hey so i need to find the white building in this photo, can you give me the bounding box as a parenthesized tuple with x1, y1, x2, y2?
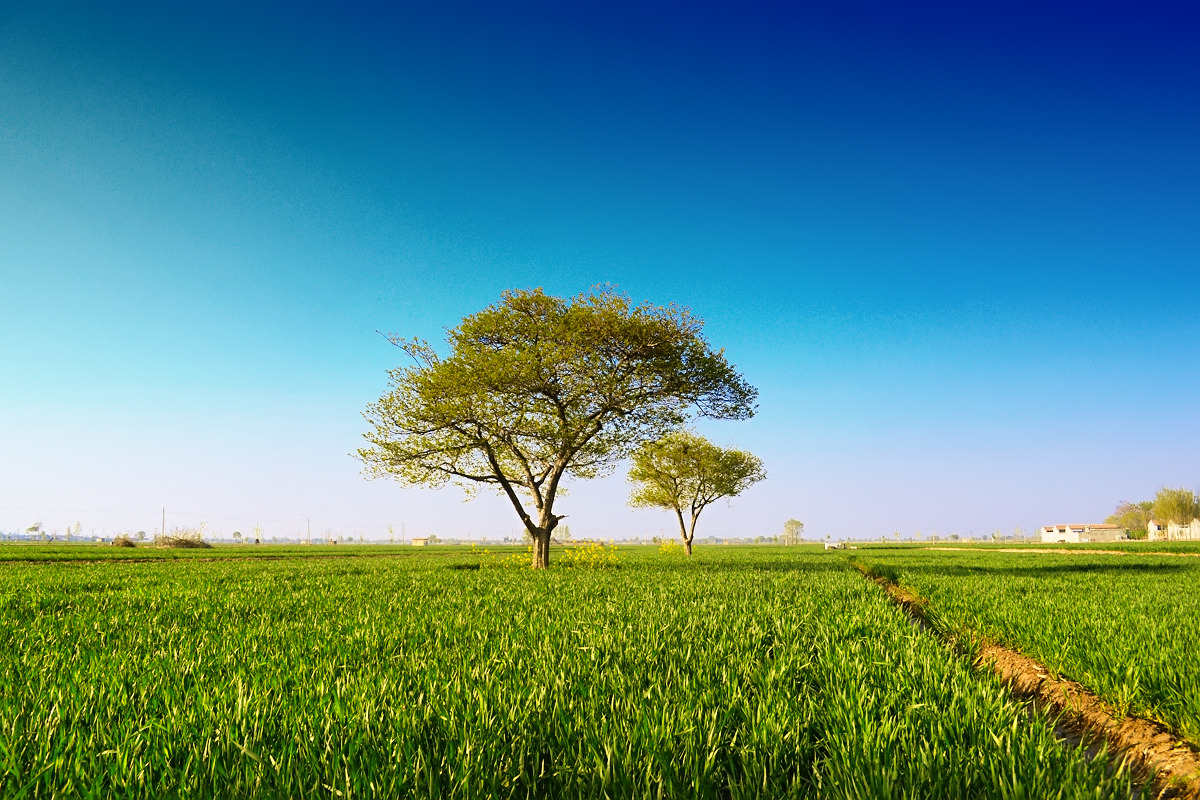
(1038, 523, 1127, 544)
(1147, 519, 1200, 541)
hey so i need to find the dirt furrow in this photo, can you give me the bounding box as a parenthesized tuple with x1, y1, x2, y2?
(853, 564, 1200, 799)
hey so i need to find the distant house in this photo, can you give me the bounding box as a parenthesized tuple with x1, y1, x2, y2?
(1147, 519, 1200, 541)
(1037, 524, 1127, 544)
(411, 537, 430, 546)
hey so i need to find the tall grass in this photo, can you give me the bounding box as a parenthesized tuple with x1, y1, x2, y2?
(855, 548, 1200, 742)
(0, 548, 1129, 798)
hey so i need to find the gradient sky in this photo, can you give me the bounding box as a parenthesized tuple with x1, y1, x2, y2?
(2, 1, 1198, 541)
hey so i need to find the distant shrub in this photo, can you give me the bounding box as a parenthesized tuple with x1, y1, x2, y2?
(111, 534, 136, 548)
(155, 528, 213, 549)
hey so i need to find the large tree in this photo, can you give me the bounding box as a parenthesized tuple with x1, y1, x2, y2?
(627, 431, 765, 555)
(1105, 500, 1154, 535)
(359, 288, 757, 568)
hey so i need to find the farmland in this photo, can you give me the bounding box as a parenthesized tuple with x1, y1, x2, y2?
(0, 545, 1138, 798)
(852, 547, 1200, 744)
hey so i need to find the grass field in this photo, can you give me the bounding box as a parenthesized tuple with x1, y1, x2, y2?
(0, 542, 422, 562)
(852, 547, 1200, 744)
(0, 545, 1134, 798)
(863, 540, 1200, 554)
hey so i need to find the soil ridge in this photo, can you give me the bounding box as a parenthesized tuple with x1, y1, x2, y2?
(852, 562, 1200, 799)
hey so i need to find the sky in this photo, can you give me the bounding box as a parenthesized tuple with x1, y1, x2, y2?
(2, 1, 1198, 542)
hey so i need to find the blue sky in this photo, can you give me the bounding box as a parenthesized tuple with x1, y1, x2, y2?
(2, 1, 1198, 541)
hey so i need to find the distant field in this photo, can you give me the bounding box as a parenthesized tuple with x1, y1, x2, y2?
(861, 540, 1200, 554)
(852, 548, 1200, 743)
(0, 542, 482, 562)
(0, 546, 1128, 798)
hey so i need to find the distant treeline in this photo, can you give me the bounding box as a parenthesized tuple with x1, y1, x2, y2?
(1106, 487, 1200, 538)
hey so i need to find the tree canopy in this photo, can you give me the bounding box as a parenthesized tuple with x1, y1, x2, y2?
(781, 518, 804, 545)
(1150, 488, 1199, 525)
(359, 288, 757, 568)
(1105, 500, 1154, 534)
(1106, 490, 1199, 536)
(628, 431, 765, 555)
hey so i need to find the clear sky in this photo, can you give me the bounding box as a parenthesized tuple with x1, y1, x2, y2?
(2, 1, 1198, 541)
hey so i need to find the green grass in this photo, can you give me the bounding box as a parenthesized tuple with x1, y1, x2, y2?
(852, 548, 1200, 743)
(0, 542, 478, 562)
(861, 540, 1200, 553)
(0, 546, 1130, 798)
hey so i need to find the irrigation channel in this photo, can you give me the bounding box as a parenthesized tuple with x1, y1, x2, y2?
(850, 559, 1200, 800)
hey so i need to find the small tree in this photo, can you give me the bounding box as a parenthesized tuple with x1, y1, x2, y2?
(781, 518, 804, 545)
(360, 288, 757, 568)
(627, 431, 765, 556)
(1106, 500, 1154, 534)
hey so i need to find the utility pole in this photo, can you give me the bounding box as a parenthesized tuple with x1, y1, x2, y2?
(162, 508, 166, 538)
(402, 522, 406, 545)
(307, 517, 311, 544)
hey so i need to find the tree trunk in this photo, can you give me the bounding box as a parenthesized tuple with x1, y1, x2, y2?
(682, 510, 700, 556)
(531, 529, 551, 569)
(675, 508, 692, 555)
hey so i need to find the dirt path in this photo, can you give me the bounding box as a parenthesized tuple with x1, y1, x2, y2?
(923, 547, 1200, 558)
(853, 564, 1200, 799)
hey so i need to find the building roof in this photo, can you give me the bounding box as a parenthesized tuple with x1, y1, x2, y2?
(1041, 523, 1123, 530)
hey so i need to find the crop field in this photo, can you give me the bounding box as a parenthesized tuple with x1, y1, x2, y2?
(0, 543, 423, 563)
(852, 548, 1200, 745)
(0, 545, 1143, 798)
(909, 541, 1200, 555)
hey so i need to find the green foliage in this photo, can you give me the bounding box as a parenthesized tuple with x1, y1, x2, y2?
(628, 431, 765, 551)
(781, 519, 804, 545)
(1105, 500, 1153, 532)
(0, 548, 1128, 798)
(854, 548, 1200, 743)
(359, 288, 757, 567)
(1150, 487, 1200, 525)
(1104, 489, 1199, 530)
